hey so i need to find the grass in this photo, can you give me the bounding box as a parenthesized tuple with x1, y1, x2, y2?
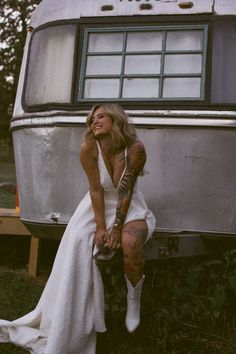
(0, 267, 44, 354)
(0, 247, 236, 353)
(97, 251, 236, 354)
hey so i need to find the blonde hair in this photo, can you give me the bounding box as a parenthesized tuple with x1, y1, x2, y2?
(85, 104, 137, 149)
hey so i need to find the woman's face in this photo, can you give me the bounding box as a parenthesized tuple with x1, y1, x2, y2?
(91, 107, 113, 137)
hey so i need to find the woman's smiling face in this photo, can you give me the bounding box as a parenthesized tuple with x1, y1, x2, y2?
(91, 106, 113, 137)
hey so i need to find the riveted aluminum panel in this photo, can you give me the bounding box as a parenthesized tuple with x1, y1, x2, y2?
(13, 125, 236, 235)
(13, 127, 87, 224)
(138, 127, 236, 234)
(214, 0, 236, 14)
(81, 0, 213, 17)
(29, 0, 214, 28)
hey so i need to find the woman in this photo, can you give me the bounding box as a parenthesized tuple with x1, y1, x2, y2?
(0, 104, 156, 353)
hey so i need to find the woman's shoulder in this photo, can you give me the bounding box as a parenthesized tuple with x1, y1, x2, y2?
(80, 137, 98, 160)
(126, 139, 146, 164)
(127, 139, 146, 154)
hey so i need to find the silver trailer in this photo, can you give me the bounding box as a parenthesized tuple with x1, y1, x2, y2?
(11, 0, 236, 258)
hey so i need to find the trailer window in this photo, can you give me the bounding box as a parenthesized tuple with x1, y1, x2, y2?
(79, 26, 207, 101)
(24, 25, 76, 106)
(211, 20, 236, 105)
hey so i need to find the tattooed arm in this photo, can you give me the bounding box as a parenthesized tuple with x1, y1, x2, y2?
(108, 140, 146, 250)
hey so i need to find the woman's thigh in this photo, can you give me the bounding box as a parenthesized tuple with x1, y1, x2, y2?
(121, 219, 148, 255)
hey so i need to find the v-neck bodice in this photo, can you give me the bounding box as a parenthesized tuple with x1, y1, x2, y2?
(96, 141, 127, 191)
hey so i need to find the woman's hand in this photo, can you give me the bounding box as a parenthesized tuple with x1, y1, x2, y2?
(107, 228, 122, 251)
(94, 228, 107, 249)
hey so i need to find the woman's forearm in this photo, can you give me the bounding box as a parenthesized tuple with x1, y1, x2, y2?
(113, 173, 133, 230)
(113, 141, 146, 231)
(90, 188, 106, 229)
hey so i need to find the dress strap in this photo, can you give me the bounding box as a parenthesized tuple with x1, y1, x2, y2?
(95, 140, 101, 153)
(124, 147, 128, 160)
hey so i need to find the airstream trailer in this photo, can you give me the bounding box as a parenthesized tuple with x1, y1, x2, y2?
(11, 0, 236, 259)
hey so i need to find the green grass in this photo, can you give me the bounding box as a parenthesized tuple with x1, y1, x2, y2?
(0, 250, 236, 353)
(97, 251, 236, 353)
(0, 267, 45, 354)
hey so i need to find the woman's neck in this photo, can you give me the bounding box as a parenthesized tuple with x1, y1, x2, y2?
(98, 135, 115, 155)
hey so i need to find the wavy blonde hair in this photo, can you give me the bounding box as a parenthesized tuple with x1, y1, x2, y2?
(85, 104, 137, 149)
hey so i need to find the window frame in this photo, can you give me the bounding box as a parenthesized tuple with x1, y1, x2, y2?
(78, 25, 208, 102)
(22, 18, 217, 112)
(22, 21, 80, 112)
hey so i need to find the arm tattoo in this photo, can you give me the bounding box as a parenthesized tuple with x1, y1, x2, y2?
(114, 142, 146, 228)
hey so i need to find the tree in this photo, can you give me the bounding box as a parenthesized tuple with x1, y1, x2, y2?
(0, 0, 41, 141)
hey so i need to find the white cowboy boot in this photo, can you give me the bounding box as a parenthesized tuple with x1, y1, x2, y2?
(125, 274, 145, 332)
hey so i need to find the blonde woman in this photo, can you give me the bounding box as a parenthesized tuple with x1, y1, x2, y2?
(0, 104, 156, 354)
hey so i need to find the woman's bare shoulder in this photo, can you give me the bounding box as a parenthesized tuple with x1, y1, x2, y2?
(127, 140, 146, 155)
(80, 138, 98, 161)
(126, 140, 146, 170)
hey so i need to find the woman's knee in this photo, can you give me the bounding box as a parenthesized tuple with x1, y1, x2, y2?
(122, 233, 145, 270)
(122, 220, 148, 251)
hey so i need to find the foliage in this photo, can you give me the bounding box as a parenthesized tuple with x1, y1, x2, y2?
(0, 0, 41, 140)
(0, 161, 16, 207)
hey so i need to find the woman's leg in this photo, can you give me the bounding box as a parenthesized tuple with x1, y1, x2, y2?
(122, 220, 148, 286)
(121, 220, 148, 332)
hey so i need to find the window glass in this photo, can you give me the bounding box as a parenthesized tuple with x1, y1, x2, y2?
(126, 32, 163, 51)
(25, 25, 75, 106)
(166, 30, 203, 50)
(88, 33, 123, 52)
(123, 78, 159, 98)
(84, 79, 120, 98)
(78, 26, 207, 102)
(163, 78, 201, 98)
(86, 56, 122, 75)
(124, 55, 161, 74)
(211, 20, 236, 104)
(164, 54, 202, 74)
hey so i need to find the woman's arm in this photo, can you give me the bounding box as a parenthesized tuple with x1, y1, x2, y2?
(80, 140, 106, 248)
(108, 140, 146, 249)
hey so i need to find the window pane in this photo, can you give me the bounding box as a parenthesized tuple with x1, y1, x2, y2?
(84, 79, 120, 98)
(86, 56, 122, 75)
(211, 20, 236, 104)
(166, 30, 203, 50)
(164, 54, 202, 74)
(123, 78, 159, 98)
(163, 78, 201, 98)
(126, 31, 163, 51)
(88, 33, 123, 52)
(25, 25, 75, 105)
(124, 55, 161, 74)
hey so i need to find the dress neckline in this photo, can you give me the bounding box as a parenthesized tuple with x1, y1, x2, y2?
(96, 140, 127, 189)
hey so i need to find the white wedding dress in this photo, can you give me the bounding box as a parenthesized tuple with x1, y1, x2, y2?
(0, 142, 156, 354)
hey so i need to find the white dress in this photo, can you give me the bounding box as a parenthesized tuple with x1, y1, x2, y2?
(0, 142, 156, 354)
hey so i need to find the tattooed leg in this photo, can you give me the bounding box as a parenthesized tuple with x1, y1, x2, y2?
(122, 220, 148, 286)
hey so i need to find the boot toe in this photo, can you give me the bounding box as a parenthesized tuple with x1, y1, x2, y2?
(125, 318, 139, 333)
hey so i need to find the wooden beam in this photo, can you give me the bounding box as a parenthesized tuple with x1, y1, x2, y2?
(0, 208, 40, 277)
(28, 236, 41, 277)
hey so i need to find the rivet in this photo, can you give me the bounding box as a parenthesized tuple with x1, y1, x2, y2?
(140, 3, 153, 10)
(101, 4, 114, 11)
(178, 2, 194, 9)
